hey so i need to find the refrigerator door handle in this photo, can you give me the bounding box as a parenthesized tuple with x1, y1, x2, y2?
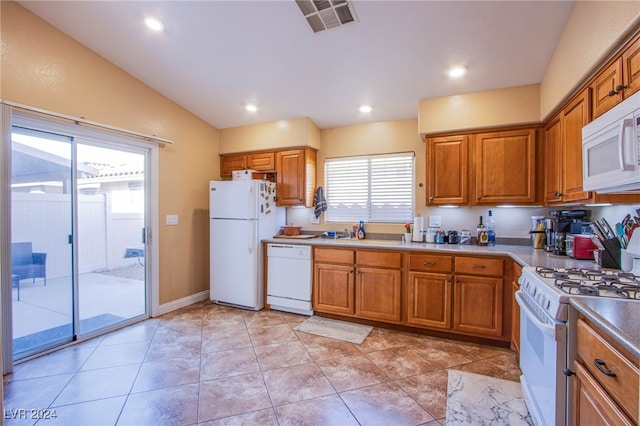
(248, 184, 254, 217)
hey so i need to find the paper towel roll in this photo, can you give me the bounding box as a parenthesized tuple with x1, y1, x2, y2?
(412, 216, 424, 242)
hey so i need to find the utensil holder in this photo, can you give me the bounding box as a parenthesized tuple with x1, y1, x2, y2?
(599, 238, 621, 269)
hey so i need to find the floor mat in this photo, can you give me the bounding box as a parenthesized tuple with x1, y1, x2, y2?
(445, 370, 532, 425)
(294, 316, 373, 344)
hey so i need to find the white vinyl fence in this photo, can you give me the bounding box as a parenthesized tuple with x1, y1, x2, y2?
(12, 193, 144, 279)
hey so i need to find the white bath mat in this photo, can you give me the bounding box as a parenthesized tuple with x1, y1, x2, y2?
(445, 370, 532, 425)
(294, 316, 373, 344)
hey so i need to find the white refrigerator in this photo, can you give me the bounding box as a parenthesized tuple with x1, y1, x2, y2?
(209, 180, 284, 310)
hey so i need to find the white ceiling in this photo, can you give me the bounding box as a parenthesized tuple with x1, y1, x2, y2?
(19, 1, 575, 130)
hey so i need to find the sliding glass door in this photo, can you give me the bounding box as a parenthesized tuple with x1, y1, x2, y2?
(7, 120, 150, 362)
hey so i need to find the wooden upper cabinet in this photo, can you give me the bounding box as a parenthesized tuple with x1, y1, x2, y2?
(220, 153, 247, 176)
(426, 135, 469, 205)
(591, 34, 640, 118)
(276, 148, 317, 207)
(474, 128, 536, 204)
(220, 151, 275, 176)
(561, 91, 591, 203)
(247, 152, 275, 171)
(544, 114, 563, 203)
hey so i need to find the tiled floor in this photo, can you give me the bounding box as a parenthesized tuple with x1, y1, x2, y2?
(3, 301, 522, 425)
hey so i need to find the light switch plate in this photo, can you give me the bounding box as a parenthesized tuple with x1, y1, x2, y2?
(429, 215, 441, 227)
(166, 214, 178, 226)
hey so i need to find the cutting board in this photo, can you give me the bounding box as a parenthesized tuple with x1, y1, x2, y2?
(273, 234, 318, 239)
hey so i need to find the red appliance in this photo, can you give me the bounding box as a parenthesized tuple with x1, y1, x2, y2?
(565, 234, 597, 259)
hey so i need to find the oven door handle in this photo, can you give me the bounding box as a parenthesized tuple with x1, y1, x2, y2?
(515, 291, 557, 338)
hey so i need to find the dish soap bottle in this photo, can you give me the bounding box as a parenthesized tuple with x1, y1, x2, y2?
(487, 210, 496, 246)
(477, 215, 488, 246)
(357, 220, 366, 240)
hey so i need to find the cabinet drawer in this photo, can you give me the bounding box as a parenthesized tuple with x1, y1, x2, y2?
(248, 152, 275, 171)
(356, 250, 401, 268)
(455, 256, 503, 276)
(576, 319, 639, 423)
(314, 248, 354, 264)
(409, 254, 452, 273)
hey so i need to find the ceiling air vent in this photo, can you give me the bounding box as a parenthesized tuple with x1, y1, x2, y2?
(295, 0, 357, 33)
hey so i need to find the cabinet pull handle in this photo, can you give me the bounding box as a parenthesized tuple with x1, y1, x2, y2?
(594, 359, 616, 377)
(472, 264, 486, 269)
(608, 84, 628, 96)
(423, 262, 436, 267)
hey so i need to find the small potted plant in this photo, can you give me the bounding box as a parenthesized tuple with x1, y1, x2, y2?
(403, 223, 412, 242)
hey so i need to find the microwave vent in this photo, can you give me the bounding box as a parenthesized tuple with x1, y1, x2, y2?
(295, 0, 357, 33)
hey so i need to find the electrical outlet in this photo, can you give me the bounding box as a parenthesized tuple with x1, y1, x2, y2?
(166, 214, 178, 226)
(429, 215, 441, 227)
(310, 214, 320, 224)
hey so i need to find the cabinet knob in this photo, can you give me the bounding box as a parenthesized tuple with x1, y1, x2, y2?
(608, 84, 628, 96)
(455, 279, 460, 284)
(554, 192, 563, 197)
(562, 368, 575, 377)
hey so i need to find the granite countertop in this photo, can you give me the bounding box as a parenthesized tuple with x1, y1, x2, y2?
(570, 298, 639, 359)
(264, 236, 639, 358)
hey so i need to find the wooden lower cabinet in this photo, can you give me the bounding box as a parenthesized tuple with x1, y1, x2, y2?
(453, 275, 503, 337)
(511, 263, 522, 354)
(356, 266, 401, 322)
(407, 272, 452, 329)
(313, 263, 355, 315)
(572, 362, 634, 426)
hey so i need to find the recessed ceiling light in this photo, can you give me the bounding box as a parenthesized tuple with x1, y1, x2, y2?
(359, 105, 373, 113)
(144, 16, 165, 32)
(245, 104, 258, 112)
(448, 66, 467, 78)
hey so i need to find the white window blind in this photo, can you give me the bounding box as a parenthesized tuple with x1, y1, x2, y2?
(325, 152, 414, 223)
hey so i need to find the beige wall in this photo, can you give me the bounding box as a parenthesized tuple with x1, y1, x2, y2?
(219, 117, 320, 154)
(540, 1, 640, 119)
(1, 2, 219, 305)
(418, 84, 541, 136)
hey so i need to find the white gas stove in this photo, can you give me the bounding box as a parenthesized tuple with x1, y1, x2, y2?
(516, 265, 640, 426)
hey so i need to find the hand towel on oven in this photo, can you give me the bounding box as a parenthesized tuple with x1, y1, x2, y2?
(313, 186, 327, 219)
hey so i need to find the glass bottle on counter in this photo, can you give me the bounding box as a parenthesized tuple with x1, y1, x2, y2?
(487, 210, 496, 246)
(477, 216, 488, 246)
(357, 220, 366, 239)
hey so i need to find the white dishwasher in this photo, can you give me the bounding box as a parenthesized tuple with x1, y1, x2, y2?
(267, 244, 313, 316)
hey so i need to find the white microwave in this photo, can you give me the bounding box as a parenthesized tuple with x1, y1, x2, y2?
(582, 90, 640, 193)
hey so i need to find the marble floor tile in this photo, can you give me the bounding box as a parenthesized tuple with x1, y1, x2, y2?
(396, 369, 450, 419)
(199, 408, 278, 426)
(80, 340, 150, 370)
(243, 310, 288, 328)
(99, 320, 159, 345)
(409, 339, 477, 370)
(262, 363, 335, 406)
(3, 374, 74, 418)
(200, 346, 260, 380)
(340, 381, 435, 425)
(118, 383, 200, 426)
(355, 328, 408, 353)
(296, 332, 363, 361)
(201, 327, 252, 354)
(42, 396, 126, 426)
(274, 394, 360, 426)
(456, 353, 522, 382)
(365, 346, 437, 379)
(198, 373, 272, 421)
(6, 346, 95, 380)
(254, 340, 314, 371)
(132, 357, 201, 393)
(317, 353, 389, 392)
(247, 323, 298, 347)
(51, 364, 139, 406)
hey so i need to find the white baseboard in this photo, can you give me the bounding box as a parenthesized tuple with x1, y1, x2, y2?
(152, 290, 209, 317)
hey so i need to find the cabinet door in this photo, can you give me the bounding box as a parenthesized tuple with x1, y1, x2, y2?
(276, 149, 305, 206)
(571, 362, 634, 426)
(407, 272, 452, 329)
(355, 266, 402, 322)
(313, 263, 355, 315)
(220, 153, 247, 176)
(474, 129, 536, 204)
(453, 276, 503, 337)
(591, 58, 623, 119)
(623, 36, 640, 98)
(562, 91, 592, 203)
(247, 152, 275, 172)
(544, 114, 564, 204)
(426, 135, 469, 205)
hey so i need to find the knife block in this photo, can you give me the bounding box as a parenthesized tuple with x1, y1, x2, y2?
(598, 237, 621, 269)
